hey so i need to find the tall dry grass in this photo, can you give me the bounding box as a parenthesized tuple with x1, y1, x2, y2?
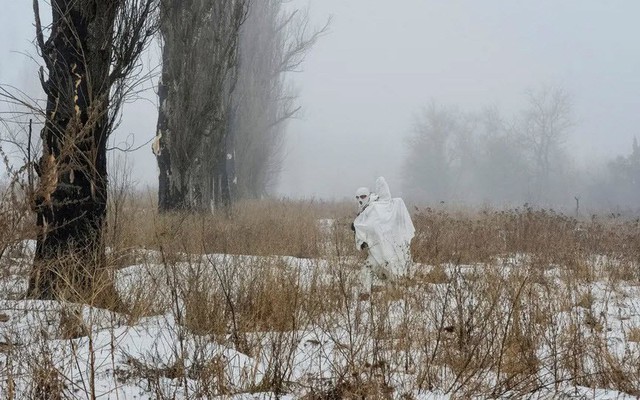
(2, 178, 640, 398)
(411, 205, 640, 267)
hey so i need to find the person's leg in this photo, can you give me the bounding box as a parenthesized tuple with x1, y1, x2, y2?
(358, 255, 377, 300)
(360, 263, 373, 294)
(369, 263, 395, 296)
(374, 265, 391, 279)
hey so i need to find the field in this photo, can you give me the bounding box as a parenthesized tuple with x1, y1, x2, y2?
(1, 190, 640, 399)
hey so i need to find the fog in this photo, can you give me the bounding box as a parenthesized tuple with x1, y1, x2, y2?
(279, 0, 640, 203)
(1, 1, 639, 207)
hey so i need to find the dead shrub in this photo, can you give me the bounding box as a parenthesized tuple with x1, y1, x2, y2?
(235, 261, 303, 332)
(627, 327, 640, 342)
(182, 282, 227, 336)
(29, 357, 65, 400)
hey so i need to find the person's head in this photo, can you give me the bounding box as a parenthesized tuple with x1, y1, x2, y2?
(355, 187, 371, 212)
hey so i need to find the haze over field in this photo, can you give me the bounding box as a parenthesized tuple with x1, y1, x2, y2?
(2, 3, 640, 397)
(1, 1, 639, 204)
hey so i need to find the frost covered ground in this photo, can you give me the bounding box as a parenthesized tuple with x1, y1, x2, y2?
(1, 235, 640, 399)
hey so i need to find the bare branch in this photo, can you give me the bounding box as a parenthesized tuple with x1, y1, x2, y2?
(32, 0, 46, 57)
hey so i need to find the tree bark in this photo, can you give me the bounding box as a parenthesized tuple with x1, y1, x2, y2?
(155, 0, 246, 213)
(155, 45, 188, 211)
(28, 1, 118, 300)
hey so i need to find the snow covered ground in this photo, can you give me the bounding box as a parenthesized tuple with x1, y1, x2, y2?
(1, 237, 640, 399)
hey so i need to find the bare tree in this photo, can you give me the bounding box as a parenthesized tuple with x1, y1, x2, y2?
(154, 0, 247, 212)
(230, 1, 329, 199)
(403, 102, 463, 203)
(24, 0, 157, 300)
(474, 107, 530, 205)
(518, 86, 572, 201)
(403, 103, 532, 206)
(601, 137, 640, 208)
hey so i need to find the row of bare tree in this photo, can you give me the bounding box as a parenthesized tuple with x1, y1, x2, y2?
(0, 0, 325, 300)
(403, 87, 640, 211)
(404, 87, 573, 206)
(155, 0, 327, 212)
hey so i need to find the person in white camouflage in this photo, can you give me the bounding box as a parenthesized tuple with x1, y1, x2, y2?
(352, 177, 415, 300)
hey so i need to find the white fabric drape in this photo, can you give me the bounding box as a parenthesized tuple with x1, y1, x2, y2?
(353, 177, 415, 277)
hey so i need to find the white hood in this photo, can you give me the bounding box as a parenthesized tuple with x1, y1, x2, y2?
(375, 176, 392, 202)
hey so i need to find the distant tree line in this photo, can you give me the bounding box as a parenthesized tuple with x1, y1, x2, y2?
(403, 87, 640, 212)
(589, 137, 640, 211)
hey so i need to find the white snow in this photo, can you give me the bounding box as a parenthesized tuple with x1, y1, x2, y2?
(1, 239, 640, 398)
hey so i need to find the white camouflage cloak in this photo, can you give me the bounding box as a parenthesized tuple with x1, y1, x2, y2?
(353, 177, 415, 276)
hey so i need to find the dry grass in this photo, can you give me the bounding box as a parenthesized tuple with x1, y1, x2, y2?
(2, 185, 640, 398)
(411, 206, 640, 267)
(28, 356, 65, 400)
(627, 327, 640, 343)
(105, 193, 353, 263)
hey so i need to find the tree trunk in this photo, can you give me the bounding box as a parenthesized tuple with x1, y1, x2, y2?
(28, 1, 118, 300)
(155, 0, 245, 213)
(155, 46, 188, 211)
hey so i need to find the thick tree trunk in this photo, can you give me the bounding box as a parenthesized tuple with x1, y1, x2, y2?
(155, 7, 196, 212)
(28, 1, 118, 300)
(155, 78, 232, 213)
(155, 56, 188, 211)
(155, 0, 245, 213)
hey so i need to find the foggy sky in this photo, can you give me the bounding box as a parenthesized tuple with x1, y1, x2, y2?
(1, 1, 639, 201)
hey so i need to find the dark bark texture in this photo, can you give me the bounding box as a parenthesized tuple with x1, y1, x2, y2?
(29, 0, 156, 300)
(28, 1, 118, 299)
(155, 0, 246, 213)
